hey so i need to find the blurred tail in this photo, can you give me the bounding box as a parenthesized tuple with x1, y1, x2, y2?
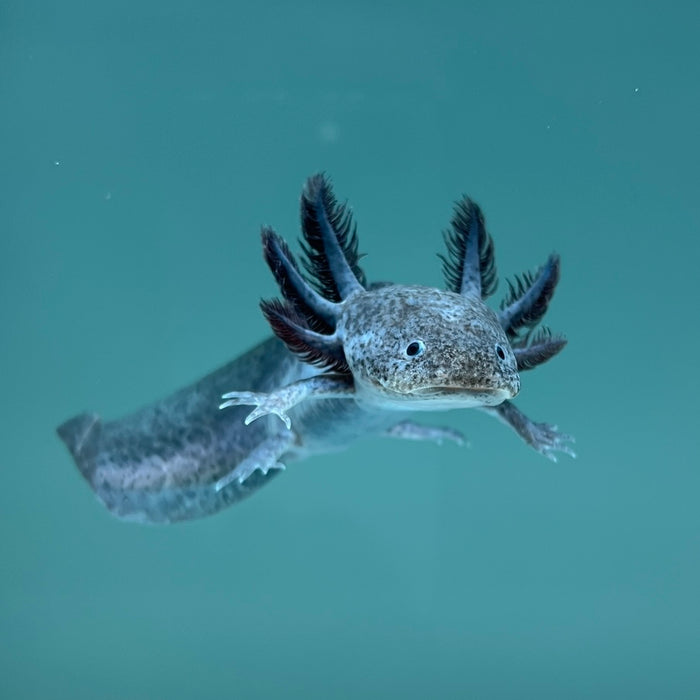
(56, 413, 102, 482)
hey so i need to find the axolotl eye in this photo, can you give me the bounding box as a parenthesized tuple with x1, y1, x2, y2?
(495, 344, 506, 361)
(405, 340, 426, 358)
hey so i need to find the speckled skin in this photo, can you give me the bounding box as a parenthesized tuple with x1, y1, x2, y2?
(57, 337, 403, 523)
(57, 338, 292, 523)
(56, 283, 524, 524)
(339, 285, 519, 406)
(57, 175, 573, 524)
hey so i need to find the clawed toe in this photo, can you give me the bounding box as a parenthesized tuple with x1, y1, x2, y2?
(219, 391, 293, 429)
(532, 423, 577, 461)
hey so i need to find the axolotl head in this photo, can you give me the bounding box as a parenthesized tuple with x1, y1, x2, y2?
(338, 285, 519, 410)
(259, 174, 566, 413)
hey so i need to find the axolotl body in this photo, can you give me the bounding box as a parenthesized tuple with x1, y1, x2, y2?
(57, 175, 574, 523)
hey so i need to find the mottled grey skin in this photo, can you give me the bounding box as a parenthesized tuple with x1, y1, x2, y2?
(58, 337, 408, 523)
(57, 174, 574, 524)
(340, 285, 519, 407)
(58, 339, 290, 523)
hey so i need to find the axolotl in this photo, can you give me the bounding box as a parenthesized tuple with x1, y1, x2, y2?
(57, 174, 574, 523)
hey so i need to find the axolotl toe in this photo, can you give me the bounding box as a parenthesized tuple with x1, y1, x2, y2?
(57, 174, 574, 523)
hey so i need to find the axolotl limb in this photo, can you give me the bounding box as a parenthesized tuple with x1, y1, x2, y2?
(57, 175, 574, 523)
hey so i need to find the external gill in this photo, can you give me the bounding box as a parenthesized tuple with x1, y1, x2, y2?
(439, 196, 497, 299)
(499, 254, 560, 338)
(438, 196, 565, 373)
(255, 174, 370, 373)
(299, 173, 367, 301)
(498, 254, 566, 372)
(261, 226, 339, 329)
(511, 327, 567, 371)
(219, 175, 369, 432)
(259, 226, 347, 372)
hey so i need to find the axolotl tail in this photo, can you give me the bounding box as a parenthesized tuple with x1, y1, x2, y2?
(55, 339, 295, 523)
(57, 412, 102, 483)
(56, 403, 282, 524)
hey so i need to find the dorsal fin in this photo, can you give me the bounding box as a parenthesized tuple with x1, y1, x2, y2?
(439, 196, 497, 299)
(299, 173, 366, 302)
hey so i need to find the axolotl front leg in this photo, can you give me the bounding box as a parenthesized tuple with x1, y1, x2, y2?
(481, 400, 576, 461)
(218, 373, 574, 480)
(219, 374, 356, 429)
(221, 371, 466, 434)
(217, 373, 466, 483)
(216, 374, 356, 487)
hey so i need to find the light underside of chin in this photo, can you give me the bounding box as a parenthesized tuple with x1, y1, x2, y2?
(371, 386, 511, 411)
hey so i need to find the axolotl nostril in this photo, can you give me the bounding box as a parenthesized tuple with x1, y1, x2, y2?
(56, 174, 574, 524)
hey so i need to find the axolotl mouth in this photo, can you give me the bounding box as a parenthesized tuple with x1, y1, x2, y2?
(360, 383, 517, 411)
(409, 385, 516, 407)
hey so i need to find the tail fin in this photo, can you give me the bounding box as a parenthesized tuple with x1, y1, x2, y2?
(56, 413, 102, 482)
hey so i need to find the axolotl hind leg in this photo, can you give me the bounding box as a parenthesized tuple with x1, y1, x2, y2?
(215, 431, 295, 491)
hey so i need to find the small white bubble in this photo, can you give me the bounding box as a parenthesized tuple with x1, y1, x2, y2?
(634, 87, 639, 93)
(54, 160, 61, 166)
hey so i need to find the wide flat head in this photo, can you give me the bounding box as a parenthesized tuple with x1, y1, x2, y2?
(339, 285, 520, 410)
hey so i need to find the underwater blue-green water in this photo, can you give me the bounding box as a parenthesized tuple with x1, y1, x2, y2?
(2, 1, 699, 698)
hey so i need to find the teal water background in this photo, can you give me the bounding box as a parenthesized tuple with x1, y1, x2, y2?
(3, 2, 699, 698)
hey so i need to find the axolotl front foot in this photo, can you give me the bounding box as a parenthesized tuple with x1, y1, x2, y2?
(483, 400, 576, 462)
(219, 375, 355, 430)
(215, 374, 356, 489)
